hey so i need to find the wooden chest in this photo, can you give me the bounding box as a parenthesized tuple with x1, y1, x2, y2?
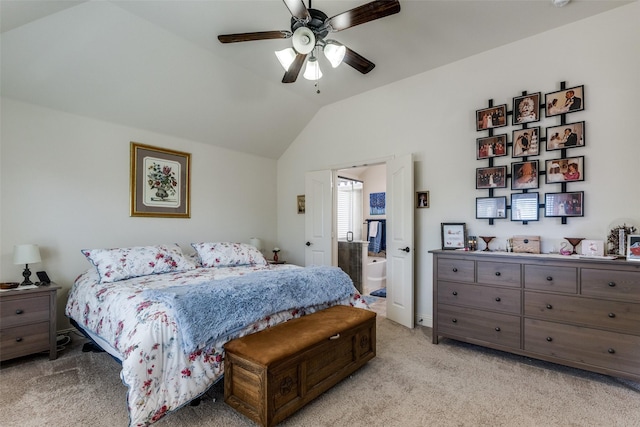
(224, 305, 376, 427)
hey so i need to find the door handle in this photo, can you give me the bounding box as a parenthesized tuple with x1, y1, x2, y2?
(398, 247, 410, 253)
(305, 241, 312, 246)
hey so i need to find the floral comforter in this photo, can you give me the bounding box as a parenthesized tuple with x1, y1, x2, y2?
(66, 264, 369, 426)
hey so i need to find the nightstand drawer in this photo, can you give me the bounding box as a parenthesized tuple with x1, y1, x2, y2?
(0, 295, 50, 328)
(0, 322, 50, 360)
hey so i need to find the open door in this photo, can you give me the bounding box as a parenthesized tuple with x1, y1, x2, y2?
(386, 154, 415, 328)
(304, 170, 333, 266)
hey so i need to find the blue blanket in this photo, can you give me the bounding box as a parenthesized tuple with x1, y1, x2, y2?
(144, 266, 356, 353)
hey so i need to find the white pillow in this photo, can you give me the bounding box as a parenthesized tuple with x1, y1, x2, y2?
(190, 242, 267, 268)
(81, 244, 196, 283)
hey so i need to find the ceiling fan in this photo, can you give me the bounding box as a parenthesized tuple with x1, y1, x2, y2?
(218, 0, 401, 84)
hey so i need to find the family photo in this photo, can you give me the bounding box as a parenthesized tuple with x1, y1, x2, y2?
(513, 93, 541, 124)
(545, 85, 585, 117)
(512, 127, 540, 157)
(544, 191, 584, 217)
(476, 104, 507, 131)
(546, 121, 585, 151)
(476, 166, 507, 189)
(476, 134, 507, 159)
(545, 156, 585, 183)
(512, 160, 539, 190)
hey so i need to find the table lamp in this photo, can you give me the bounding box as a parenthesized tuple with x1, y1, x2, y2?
(13, 244, 42, 286)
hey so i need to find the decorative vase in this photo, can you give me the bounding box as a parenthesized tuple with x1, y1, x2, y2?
(155, 188, 168, 200)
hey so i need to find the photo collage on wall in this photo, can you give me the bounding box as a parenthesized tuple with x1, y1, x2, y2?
(474, 84, 585, 222)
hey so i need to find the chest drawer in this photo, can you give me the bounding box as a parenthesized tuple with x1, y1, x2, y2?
(477, 261, 521, 287)
(524, 292, 640, 335)
(524, 318, 640, 377)
(437, 258, 474, 283)
(524, 265, 577, 294)
(438, 281, 521, 314)
(0, 295, 50, 328)
(437, 304, 521, 349)
(581, 269, 640, 302)
(0, 322, 50, 360)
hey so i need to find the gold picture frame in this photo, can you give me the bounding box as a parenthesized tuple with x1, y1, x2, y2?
(416, 191, 429, 208)
(297, 195, 305, 214)
(130, 142, 191, 218)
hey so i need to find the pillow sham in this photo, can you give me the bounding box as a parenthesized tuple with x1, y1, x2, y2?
(191, 242, 267, 268)
(81, 243, 196, 283)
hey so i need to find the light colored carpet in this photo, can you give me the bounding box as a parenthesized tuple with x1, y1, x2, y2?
(1, 318, 638, 427)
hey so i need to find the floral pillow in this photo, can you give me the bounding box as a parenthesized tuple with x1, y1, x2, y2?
(81, 244, 196, 283)
(191, 242, 267, 268)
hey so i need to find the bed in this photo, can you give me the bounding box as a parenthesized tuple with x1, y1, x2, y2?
(65, 242, 369, 426)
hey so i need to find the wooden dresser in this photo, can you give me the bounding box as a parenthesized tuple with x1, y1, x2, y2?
(431, 250, 640, 383)
(0, 285, 60, 362)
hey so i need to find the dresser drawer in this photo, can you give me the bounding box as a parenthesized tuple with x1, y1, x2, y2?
(437, 304, 521, 349)
(438, 281, 521, 314)
(524, 318, 640, 377)
(477, 261, 521, 287)
(524, 292, 640, 335)
(524, 265, 577, 294)
(0, 322, 50, 361)
(0, 295, 50, 328)
(581, 269, 640, 302)
(437, 258, 474, 283)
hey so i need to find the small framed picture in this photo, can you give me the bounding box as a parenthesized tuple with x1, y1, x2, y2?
(546, 121, 585, 151)
(476, 196, 507, 219)
(544, 191, 584, 217)
(476, 104, 507, 131)
(545, 156, 585, 184)
(628, 235, 640, 261)
(476, 134, 508, 160)
(513, 92, 541, 124)
(476, 166, 507, 189)
(416, 191, 430, 208)
(512, 127, 540, 158)
(581, 240, 604, 256)
(441, 223, 467, 250)
(511, 160, 539, 190)
(545, 85, 585, 117)
(511, 192, 539, 222)
(297, 195, 305, 214)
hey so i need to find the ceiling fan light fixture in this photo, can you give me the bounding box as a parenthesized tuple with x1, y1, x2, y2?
(552, 0, 570, 7)
(303, 55, 323, 81)
(292, 27, 316, 54)
(323, 40, 346, 68)
(275, 47, 297, 71)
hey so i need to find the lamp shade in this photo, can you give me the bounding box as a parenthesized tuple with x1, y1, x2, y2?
(303, 56, 323, 81)
(249, 237, 263, 252)
(323, 41, 346, 68)
(275, 48, 297, 71)
(13, 244, 41, 265)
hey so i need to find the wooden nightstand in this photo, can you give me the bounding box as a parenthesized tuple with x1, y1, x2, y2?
(268, 260, 286, 264)
(0, 285, 60, 362)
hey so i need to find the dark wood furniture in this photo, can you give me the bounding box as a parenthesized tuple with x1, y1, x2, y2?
(0, 285, 60, 362)
(431, 250, 640, 383)
(224, 305, 376, 427)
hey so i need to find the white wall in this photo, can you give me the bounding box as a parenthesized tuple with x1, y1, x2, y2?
(1, 98, 278, 328)
(277, 3, 640, 326)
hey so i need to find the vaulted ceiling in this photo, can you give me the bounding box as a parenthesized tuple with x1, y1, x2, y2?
(0, 1, 631, 158)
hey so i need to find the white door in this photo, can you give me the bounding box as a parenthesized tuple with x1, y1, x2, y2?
(305, 170, 333, 266)
(386, 154, 415, 328)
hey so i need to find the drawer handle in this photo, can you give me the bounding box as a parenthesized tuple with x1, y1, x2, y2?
(452, 291, 458, 296)
(15, 337, 23, 342)
(546, 337, 553, 342)
(546, 276, 553, 281)
(494, 327, 501, 332)
(452, 268, 458, 272)
(451, 318, 457, 323)
(329, 334, 340, 340)
(15, 309, 24, 315)
(495, 272, 501, 276)
(608, 348, 615, 354)
(546, 304, 553, 310)
(495, 297, 501, 302)
(608, 313, 616, 318)
(608, 282, 616, 287)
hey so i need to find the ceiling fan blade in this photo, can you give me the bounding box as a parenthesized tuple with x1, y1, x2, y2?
(327, 0, 400, 32)
(282, 0, 311, 21)
(218, 31, 291, 44)
(282, 53, 307, 83)
(343, 47, 375, 74)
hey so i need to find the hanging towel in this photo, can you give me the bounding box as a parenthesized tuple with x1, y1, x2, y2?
(369, 221, 379, 238)
(369, 222, 383, 253)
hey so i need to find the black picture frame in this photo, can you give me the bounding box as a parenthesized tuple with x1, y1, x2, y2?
(513, 92, 541, 124)
(544, 191, 584, 218)
(545, 156, 585, 184)
(476, 166, 507, 189)
(511, 160, 539, 190)
(511, 192, 539, 222)
(476, 196, 507, 219)
(512, 127, 540, 158)
(441, 223, 467, 250)
(546, 121, 585, 151)
(476, 104, 507, 131)
(545, 85, 585, 117)
(476, 134, 508, 160)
